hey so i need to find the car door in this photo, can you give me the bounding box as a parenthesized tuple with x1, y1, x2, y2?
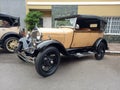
(71, 28, 91, 48)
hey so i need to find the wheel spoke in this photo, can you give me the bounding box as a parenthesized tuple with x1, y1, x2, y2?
(41, 52, 58, 72)
(6, 39, 18, 51)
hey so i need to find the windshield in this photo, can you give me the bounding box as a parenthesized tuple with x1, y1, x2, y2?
(55, 17, 77, 28)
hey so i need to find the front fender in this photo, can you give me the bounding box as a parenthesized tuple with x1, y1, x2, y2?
(19, 37, 30, 49)
(1, 32, 21, 40)
(36, 40, 68, 55)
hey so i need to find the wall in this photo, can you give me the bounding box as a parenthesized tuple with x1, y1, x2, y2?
(27, 0, 115, 2)
(78, 5, 120, 16)
(0, 0, 26, 28)
(52, 5, 78, 27)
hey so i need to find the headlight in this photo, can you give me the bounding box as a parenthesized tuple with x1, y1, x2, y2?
(37, 32, 42, 40)
(31, 30, 42, 40)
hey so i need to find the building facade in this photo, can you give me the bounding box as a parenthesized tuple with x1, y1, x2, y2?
(26, 0, 120, 36)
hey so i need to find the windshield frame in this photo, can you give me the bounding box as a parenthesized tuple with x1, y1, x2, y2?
(55, 17, 77, 28)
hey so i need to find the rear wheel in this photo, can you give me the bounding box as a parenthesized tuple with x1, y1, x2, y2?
(95, 43, 105, 60)
(35, 47, 60, 77)
(4, 37, 19, 53)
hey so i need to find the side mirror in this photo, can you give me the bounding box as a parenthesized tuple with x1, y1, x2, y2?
(75, 24, 80, 30)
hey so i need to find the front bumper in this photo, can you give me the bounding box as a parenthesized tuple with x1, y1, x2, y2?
(17, 51, 35, 64)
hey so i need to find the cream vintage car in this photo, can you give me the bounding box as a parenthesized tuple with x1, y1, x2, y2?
(0, 13, 20, 52)
(16, 15, 108, 77)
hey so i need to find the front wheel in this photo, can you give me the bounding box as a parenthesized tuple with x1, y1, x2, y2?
(95, 43, 105, 60)
(35, 47, 60, 77)
(4, 37, 19, 53)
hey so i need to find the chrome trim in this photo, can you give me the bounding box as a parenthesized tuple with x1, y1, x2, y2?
(17, 51, 35, 64)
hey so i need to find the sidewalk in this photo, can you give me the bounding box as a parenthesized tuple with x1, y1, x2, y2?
(106, 43, 120, 55)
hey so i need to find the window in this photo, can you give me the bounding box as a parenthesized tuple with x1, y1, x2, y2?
(39, 18, 43, 27)
(0, 19, 10, 27)
(103, 17, 120, 35)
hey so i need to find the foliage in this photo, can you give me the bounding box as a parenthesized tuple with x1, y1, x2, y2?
(25, 11, 43, 31)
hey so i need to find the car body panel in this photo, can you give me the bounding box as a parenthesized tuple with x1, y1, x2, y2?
(0, 27, 19, 39)
(38, 27, 103, 48)
(71, 29, 103, 48)
(38, 28, 74, 48)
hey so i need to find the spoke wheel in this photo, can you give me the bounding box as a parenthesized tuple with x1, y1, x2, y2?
(95, 43, 105, 60)
(35, 47, 60, 77)
(4, 37, 19, 53)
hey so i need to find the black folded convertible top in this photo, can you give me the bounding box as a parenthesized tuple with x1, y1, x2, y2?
(55, 14, 106, 24)
(0, 13, 20, 26)
(55, 14, 107, 31)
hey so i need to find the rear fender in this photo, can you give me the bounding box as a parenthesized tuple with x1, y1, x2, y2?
(93, 38, 108, 50)
(1, 32, 20, 40)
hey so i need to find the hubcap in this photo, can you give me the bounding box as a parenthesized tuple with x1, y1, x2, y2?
(41, 53, 58, 72)
(6, 39, 18, 52)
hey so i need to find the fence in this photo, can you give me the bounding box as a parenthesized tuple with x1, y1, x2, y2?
(103, 16, 120, 35)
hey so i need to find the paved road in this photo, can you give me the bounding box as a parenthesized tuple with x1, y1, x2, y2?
(0, 48, 120, 90)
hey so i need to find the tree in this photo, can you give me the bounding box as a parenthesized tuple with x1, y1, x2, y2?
(25, 11, 43, 31)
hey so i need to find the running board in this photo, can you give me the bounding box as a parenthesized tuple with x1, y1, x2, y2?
(73, 51, 94, 57)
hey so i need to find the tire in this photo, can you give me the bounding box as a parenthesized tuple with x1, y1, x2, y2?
(95, 42, 105, 60)
(35, 47, 60, 77)
(4, 37, 19, 53)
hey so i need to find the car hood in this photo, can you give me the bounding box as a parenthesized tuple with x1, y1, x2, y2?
(37, 27, 73, 41)
(38, 28, 66, 34)
(38, 27, 73, 35)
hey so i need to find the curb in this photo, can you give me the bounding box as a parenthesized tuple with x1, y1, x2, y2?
(105, 50, 120, 55)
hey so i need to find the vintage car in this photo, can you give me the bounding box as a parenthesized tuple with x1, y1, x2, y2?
(16, 15, 108, 77)
(0, 13, 20, 52)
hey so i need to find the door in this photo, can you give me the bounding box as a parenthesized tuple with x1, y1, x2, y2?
(71, 29, 91, 48)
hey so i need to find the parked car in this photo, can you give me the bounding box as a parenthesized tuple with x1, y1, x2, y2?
(16, 15, 108, 77)
(0, 13, 21, 52)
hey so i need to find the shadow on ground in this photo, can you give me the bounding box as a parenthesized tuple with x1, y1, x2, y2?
(60, 55, 94, 65)
(0, 48, 10, 54)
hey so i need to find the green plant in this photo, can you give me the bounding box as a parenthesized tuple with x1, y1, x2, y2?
(25, 11, 43, 31)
